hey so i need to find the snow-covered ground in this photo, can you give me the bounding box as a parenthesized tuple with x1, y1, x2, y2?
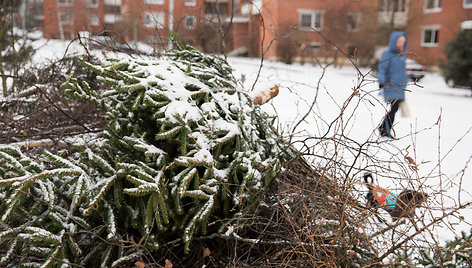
(229, 56, 472, 243)
(3, 38, 472, 245)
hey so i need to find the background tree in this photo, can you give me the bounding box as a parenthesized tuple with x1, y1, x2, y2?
(1, 0, 22, 96)
(0, 0, 33, 97)
(440, 30, 472, 88)
(275, 23, 299, 64)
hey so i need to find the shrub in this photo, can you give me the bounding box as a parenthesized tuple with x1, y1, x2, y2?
(440, 30, 472, 88)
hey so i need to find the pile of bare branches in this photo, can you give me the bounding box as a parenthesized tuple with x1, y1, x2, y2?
(0, 56, 105, 153)
(237, 157, 376, 267)
(129, 157, 375, 267)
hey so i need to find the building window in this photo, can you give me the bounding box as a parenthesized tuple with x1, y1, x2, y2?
(57, 0, 73, 6)
(298, 10, 323, 30)
(105, 5, 121, 14)
(421, 26, 440, 47)
(465, 0, 472, 8)
(379, 0, 407, 12)
(300, 42, 321, 52)
(348, 13, 360, 32)
(425, 0, 441, 13)
(58, 12, 73, 25)
(233, 0, 240, 11)
(88, 13, 100, 26)
(185, 0, 196, 6)
(205, 3, 229, 16)
(145, 0, 164, 4)
(88, 0, 98, 7)
(144, 12, 165, 28)
(185, 15, 196, 29)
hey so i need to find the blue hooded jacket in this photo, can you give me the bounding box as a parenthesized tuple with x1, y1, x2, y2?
(378, 31, 408, 102)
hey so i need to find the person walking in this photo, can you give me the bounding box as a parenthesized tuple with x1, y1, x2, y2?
(377, 31, 408, 138)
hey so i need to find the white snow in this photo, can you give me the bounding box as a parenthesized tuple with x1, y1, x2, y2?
(229, 56, 472, 245)
(3, 38, 472, 247)
(193, 148, 213, 162)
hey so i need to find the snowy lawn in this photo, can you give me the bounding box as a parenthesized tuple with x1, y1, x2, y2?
(229, 56, 472, 243)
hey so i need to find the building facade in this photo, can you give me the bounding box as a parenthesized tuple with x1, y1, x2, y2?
(43, 0, 206, 48)
(42, 0, 472, 67)
(257, 0, 378, 64)
(406, 0, 472, 67)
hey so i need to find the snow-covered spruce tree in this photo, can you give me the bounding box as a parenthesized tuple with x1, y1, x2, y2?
(0, 46, 292, 266)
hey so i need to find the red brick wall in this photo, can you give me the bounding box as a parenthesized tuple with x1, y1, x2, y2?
(260, 0, 371, 61)
(44, 0, 106, 39)
(43, 0, 57, 39)
(406, 0, 472, 67)
(43, 0, 471, 67)
(44, 0, 203, 45)
(231, 22, 249, 53)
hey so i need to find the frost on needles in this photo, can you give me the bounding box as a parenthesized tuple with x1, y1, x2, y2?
(0, 46, 293, 266)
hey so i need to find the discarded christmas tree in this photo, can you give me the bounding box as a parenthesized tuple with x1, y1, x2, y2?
(0, 46, 292, 266)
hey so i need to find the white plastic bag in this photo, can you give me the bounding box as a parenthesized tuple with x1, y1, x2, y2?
(400, 100, 410, 117)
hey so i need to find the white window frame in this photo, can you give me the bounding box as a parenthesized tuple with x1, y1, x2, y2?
(464, 0, 472, 8)
(144, 12, 165, 28)
(58, 12, 73, 25)
(421, 25, 440, 47)
(185, 15, 196, 30)
(57, 0, 73, 6)
(424, 0, 441, 13)
(145, 0, 164, 4)
(185, 0, 196, 6)
(298, 9, 323, 31)
(347, 13, 360, 32)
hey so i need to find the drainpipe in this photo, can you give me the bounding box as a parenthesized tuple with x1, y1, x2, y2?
(168, 0, 174, 50)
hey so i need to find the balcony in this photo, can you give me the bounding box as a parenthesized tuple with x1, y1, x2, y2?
(378, 11, 407, 27)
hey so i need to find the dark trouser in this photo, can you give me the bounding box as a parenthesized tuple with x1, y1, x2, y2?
(379, 100, 403, 136)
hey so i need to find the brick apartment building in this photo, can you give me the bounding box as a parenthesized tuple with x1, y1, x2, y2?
(42, 0, 472, 67)
(257, 0, 378, 64)
(256, 0, 471, 66)
(43, 0, 206, 47)
(406, 0, 472, 67)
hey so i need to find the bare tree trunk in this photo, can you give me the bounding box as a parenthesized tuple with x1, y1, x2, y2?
(0, 0, 8, 97)
(215, 1, 226, 57)
(0, 54, 7, 97)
